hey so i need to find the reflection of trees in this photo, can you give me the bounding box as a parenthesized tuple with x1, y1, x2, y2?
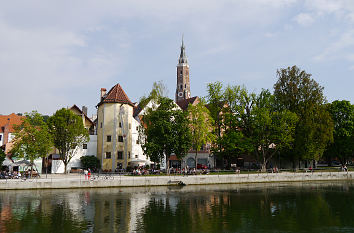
(139, 184, 354, 233)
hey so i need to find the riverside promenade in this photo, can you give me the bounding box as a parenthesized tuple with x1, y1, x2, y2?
(0, 171, 353, 190)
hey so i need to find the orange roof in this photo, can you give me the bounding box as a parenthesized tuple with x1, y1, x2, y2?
(97, 84, 134, 107)
(0, 113, 24, 133)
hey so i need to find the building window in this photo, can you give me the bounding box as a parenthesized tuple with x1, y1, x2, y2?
(185, 84, 186, 88)
(83, 144, 87, 149)
(128, 152, 131, 159)
(136, 126, 139, 131)
(117, 151, 123, 160)
(119, 122, 122, 128)
(136, 140, 139, 144)
(180, 84, 182, 89)
(100, 122, 102, 128)
(0, 135, 2, 141)
(118, 136, 124, 142)
(107, 135, 111, 142)
(105, 152, 111, 159)
(180, 70, 182, 75)
(135, 155, 138, 158)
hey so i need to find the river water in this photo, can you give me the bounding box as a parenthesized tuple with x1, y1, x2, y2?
(0, 181, 353, 233)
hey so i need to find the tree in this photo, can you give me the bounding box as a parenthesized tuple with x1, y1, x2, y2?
(139, 97, 191, 172)
(325, 100, 354, 165)
(206, 82, 225, 167)
(252, 90, 298, 171)
(10, 111, 53, 176)
(80, 155, 101, 172)
(139, 81, 168, 109)
(173, 109, 193, 162)
(0, 148, 6, 170)
(187, 101, 214, 168)
(274, 66, 333, 167)
(48, 108, 89, 174)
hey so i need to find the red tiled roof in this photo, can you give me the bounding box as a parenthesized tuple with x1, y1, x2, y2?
(176, 96, 199, 111)
(0, 113, 24, 133)
(97, 84, 134, 107)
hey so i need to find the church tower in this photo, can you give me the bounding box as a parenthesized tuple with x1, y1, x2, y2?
(175, 37, 191, 102)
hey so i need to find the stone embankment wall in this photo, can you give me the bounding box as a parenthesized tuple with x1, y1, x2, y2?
(0, 172, 353, 190)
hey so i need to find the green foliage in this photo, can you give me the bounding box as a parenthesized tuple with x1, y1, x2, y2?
(48, 108, 89, 173)
(187, 101, 213, 167)
(80, 155, 101, 172)
(274, 66, 334, 163)
(139, 81, 168, 110)
(0, 148, 6, 168)
(11, 111, 53, 165)
(139, 97, 192, 170)
(325, 100, 354, 164)
(252, 90, 298, 171)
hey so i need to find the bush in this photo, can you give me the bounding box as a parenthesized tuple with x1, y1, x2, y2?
(80, 155, 101, 172)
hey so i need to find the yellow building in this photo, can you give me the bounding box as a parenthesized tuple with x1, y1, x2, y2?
(96, 84, 134, 171)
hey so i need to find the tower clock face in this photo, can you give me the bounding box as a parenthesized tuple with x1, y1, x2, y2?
(178, 92, 183, 97)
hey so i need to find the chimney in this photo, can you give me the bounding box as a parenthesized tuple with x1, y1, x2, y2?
(100, 88, 107, 101)
(82, 106, 88, 116)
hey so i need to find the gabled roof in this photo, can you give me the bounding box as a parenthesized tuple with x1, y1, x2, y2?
(69, 105, 94, 126)
(176, 96, 199, 111)
(97, 83, 134, 107)
(0, 113, 24, 133)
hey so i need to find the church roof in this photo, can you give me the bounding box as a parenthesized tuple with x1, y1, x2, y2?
(176, 96, 199, 111)
(178, 37, 188, 65)
(97, 83, 134, 107)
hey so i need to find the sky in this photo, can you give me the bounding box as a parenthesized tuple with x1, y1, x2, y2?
(1, 0, 354, 117)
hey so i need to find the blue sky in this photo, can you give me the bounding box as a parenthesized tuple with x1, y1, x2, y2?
(1, 0, 354, 116)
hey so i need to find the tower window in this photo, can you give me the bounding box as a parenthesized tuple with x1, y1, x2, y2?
(180, 70, 182, 75)
(105, 152, 111, 159)
(118, 136, 124, 142)
(119, 122, 122, 128)
(117, 151, 123, 160)
(180, 84, 182, 89)
(107, 135, 111, 142)
(185, 84, 186, 88)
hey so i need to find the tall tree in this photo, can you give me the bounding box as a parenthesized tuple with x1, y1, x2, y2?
(274, 66, 333, 167)
(140, 97, 191, 172)
(220, 85, 254, 167)
(173, 109, 193, 162)
(0, 148, 6, 170)
(325, 100, 354, 165)
(187, 101, 214, 168)
(252, 90, 298, 171)
(206, 82, 225, 167)
(48, 108, 89, 174)
(10, 111, 53, 176)
(139, 81, 168, 109)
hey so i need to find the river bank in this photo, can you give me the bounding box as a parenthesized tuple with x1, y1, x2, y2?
(0, 171, 353, 190)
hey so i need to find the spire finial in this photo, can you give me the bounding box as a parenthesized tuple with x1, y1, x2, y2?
(178, 34, 188, 64)
(182, 34, 184, 48)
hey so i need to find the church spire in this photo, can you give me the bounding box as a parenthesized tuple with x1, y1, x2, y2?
(178, 35, 188, 65)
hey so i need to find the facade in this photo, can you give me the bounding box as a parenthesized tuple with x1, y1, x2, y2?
(175, 38, 191, 102)
(97, 84, 135, 171)
(0, 113, 24, 154)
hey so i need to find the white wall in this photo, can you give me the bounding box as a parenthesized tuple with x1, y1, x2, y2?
(0, 133, 3, 146)
(51, 135, 97, 173)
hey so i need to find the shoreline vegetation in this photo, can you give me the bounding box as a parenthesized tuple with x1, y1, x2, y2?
(0, 170, 353, 191)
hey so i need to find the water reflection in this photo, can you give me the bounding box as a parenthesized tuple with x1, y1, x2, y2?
(0, 182, 353, 233)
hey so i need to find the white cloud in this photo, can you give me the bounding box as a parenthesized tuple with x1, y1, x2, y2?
(314, 30, 354, 61)
(294, 13, 315, 26)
